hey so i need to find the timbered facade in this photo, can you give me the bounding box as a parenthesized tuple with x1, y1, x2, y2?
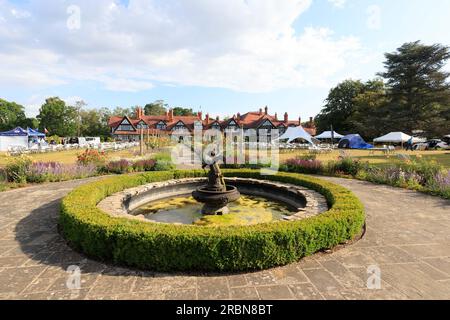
(108, 106, 316, 141)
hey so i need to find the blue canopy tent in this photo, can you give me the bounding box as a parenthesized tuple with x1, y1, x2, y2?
(27, 128, 46, 137)
(0, 127, 29, 151)
(0, 127, 28, 136)
(338, 134, 373, 149)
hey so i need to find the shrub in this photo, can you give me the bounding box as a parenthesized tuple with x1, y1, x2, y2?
(358, 160, 450, 199)
(284, 158, 323, 174)
(132, 159, 156, 172)
(27, 162, 97, 183)
(153, 160, 175, 171)
(105, 159, 132, 174)
(77, 149, 106, 166)
(59, 170, 365, 272)
(327, 157, 364, 177)
(5, 156, 32, 183)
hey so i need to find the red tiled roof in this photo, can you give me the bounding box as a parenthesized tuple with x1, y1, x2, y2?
(109, 109, 316, 135)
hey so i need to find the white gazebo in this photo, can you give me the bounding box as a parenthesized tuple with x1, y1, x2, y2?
(315, 131, 344, 140)
(374, 132, 412, 144)
(277, 126, 316, 144)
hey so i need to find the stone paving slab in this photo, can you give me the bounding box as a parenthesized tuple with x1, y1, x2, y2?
(0, 177, 449, 300)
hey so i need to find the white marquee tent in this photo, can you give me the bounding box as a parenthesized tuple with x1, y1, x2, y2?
(315, 131, 344, 140)
(374, 132, 413, 144)
(277, 126, 316, 144)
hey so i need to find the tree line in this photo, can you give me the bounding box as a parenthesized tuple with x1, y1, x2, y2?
(0, 97, 198, 139)
(315, 41, 450, 140)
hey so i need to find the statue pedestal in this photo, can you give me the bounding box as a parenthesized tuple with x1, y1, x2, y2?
(192, 185, 240, 216)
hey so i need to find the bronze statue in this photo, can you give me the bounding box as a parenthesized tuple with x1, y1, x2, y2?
(193, 151, 240, 215)
(202, 152, 226, 192)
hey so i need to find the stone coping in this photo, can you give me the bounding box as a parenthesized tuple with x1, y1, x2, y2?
(97, 178, 329, 223)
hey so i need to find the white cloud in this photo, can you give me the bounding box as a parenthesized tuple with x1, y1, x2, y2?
(0, 0, 365, 93)
(328, 0, 347, 8)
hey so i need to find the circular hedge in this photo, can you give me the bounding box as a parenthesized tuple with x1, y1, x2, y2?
(59, 170, 365, 272)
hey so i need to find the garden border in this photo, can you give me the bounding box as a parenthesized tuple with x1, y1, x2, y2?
(59, 170, 365, 272)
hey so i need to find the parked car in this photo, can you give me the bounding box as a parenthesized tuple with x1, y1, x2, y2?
(413, 139, 450, 150)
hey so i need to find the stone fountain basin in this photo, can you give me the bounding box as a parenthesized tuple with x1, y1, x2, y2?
(192, 185, 241, 206)
(97, 177, 329, 223)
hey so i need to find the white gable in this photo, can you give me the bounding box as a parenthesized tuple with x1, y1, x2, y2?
(121, 118, 131, 125)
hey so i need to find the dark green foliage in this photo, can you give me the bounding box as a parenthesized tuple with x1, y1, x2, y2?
(144, 100, 167, 116)
(37, 97, 78, 137)
(316, 41, 450, 139)
(59, 170, 365, 272)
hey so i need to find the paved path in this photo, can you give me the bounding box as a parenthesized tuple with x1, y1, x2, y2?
(0, 177, 449, 300)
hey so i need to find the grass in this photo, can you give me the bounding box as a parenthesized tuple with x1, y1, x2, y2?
(277, 149, 450, 168)
(0, 147, 143, 167)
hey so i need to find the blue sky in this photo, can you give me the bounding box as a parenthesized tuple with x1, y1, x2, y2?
(1, 0, 450, 120)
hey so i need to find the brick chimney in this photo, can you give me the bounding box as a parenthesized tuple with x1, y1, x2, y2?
(205, 113, 210, 124)
(237, 113, 241, 120)
(265, 106, 268, 115)
(259, 108, 263, 115)
(197, 111, 203, 120)
(136, 106, 143, 119)
(216, 116, 220, 121)
(284, 112, 289, 125)
(309, 117, 313, 126)
(299, 117, 302, 126)
(274, 113, 278, 121)
(169, 109, 174, 122)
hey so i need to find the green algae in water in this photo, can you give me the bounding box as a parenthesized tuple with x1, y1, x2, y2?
(132, 195, 293, 226)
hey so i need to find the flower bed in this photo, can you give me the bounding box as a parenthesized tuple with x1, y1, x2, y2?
(59, 170, 365, 272)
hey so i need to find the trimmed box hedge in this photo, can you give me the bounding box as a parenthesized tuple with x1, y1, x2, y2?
(59, 170, 365, 272)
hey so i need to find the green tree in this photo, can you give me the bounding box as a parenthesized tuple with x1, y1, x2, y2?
(37, 97, 78, 137)
(80, 108, 112, 138)
(315, 80, 366, 134)
(379, 41, 450, 137)
(172, 107, 196, 116)
(112, 107, 134, 117)
(0, 99, 27, 131)
(349, 79, 391, 140)
(144, 100, 167, 116)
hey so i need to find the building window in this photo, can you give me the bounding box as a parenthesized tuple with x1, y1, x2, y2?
(211, 123, 221, 130)
(278, 126, 286, 134)
(227, 120, 238, 130)
(117, 124, 134, 131)
(173, 121, 187, 131)
(156, 121, 167, 130)
(137, 122, 148, 129)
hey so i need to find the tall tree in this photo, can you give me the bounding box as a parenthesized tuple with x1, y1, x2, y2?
(0, 99, 27, 131)
(349, 79, 391, 139)
(379, 41, 450, 137)
(144, 100, 167, 116)
(80, 107, 112, 138)
(37, 97, 78, 137)
(315, 80, 366, 134)
(172, 107, 196, 116)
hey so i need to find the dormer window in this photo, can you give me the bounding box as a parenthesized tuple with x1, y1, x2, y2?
(136, 121, 148, 129)
(227, 120, 238, 129)
(116, 118, 135, 131)
(259, 120, 274, 129)
(173, 121, 187, 131)
(156, 121, 167, 130)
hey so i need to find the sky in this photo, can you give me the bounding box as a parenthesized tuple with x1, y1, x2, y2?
(1, 0, 450, 120)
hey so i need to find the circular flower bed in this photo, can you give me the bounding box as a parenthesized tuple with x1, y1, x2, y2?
(59, 170, 365, 272)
